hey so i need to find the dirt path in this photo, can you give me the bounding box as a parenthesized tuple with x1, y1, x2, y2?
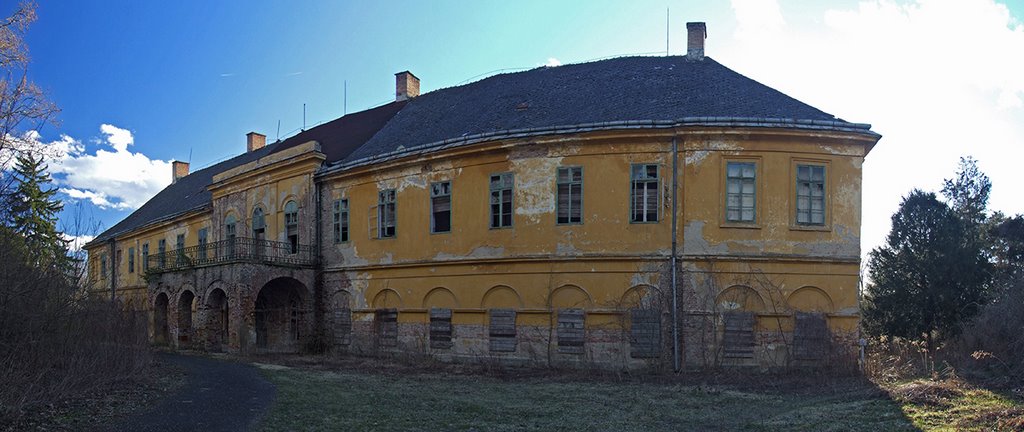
(108, 353, 276, 432)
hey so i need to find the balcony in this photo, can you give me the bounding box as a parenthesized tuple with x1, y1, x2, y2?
(145, 237, 315, 274)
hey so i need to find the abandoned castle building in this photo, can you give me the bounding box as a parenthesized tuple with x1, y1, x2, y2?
(85, 23, 880, 369)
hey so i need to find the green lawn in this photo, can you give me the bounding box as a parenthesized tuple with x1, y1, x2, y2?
(255, 365, 917, 432)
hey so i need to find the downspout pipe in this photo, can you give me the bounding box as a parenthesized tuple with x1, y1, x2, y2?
(671, 137, 680, 372)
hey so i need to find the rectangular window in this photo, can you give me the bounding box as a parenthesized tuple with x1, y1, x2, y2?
(630, 164, 659, 223)
(175, 234, 186, 265)
(142, 243, 149, 270)
(378, 189, 396, 238)
(796, 165, 826, 225)
(726, 162, 756, 223)
(488, 308, 517, 352)
(115, 249, 122, 273)
(557, 308, 585, 354)
(158, 239, 166, 268)
(100, 254, 107, 279)
(429, 308, 453, 349)
(198, 228, 208, 261)
(489, 173, 513, 228)
(431, 182, 451, 233)
(128, 247, 135, 273)
(333, 199, 349, 243)
(556, 167, 583, 224)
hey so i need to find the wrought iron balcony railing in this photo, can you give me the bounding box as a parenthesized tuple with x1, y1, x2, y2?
(144, 237, 314, 274)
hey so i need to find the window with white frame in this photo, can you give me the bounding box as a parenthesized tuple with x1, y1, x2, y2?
(630, 164, 659, 223)
(796, 165, 826, 225)
(489, 173, 513, 228)
(431, 182, 451, 233)
(557, 167, 583, 224)
(726, 162, 756, 223)
(378, 190, 396, 238)
(334, 199, 349, 243)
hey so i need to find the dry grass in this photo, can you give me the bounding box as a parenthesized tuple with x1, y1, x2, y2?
(0, 356, 186, 432)
(887, 378, 1024, 431)
(254, 358, 914, 432)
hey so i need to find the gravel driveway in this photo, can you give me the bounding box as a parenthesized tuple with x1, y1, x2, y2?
(108, 353, 276, 432)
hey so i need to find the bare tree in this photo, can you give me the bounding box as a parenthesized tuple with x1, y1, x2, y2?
(0, 1, 60, 195)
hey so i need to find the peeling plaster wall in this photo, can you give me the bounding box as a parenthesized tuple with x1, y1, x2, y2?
(87, 126, 877, 369)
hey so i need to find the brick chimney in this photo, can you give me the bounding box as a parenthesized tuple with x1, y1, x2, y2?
(395, 71, 420, 102)
(686, 22, 707, 61)
(247, 132, 266, 153)
(172, 161, 189, 184)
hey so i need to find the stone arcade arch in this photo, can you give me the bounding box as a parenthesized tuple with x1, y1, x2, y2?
(178, 290, 196, 346)
(154, 293, 169, 345)
(205, 288, 229, 351)
(254, 277, 310, 352)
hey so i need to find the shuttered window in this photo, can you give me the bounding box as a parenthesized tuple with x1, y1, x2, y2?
(556, 167, 583, 224)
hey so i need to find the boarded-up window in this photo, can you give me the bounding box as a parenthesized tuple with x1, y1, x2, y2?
(722, 311, 756, 359)
(333, 307, 352, 346)
(429, 308, 453, 349)
(375, 308, 398, 348)
(792, 312, 828, 361)
(630, 309, 661, 358)
(488, 308, 516, 352)
(557, 308, 585, 354)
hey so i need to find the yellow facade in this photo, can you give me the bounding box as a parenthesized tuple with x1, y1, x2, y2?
(86, 40, 880, 368)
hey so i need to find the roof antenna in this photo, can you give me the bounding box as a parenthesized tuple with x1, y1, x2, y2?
(344, 80, 347, 115)
(188, 147, 192, 164)
(302, 103, 306, 131)
(276, 120, 281, 142)
(666, 8, 670, 56)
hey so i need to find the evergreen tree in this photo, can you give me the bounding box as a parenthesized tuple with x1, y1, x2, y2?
(941, 156, 991, 230)
(5, 153, 67, 265)
(863, 190, 990, 351)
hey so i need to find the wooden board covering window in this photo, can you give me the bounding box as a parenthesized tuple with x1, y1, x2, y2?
(557, 308, 585, 354)
(722, 311, 756, 359)
(488, 308, 517, 352)
(630, 309, 661, 358)
(429, 308, 453, 349)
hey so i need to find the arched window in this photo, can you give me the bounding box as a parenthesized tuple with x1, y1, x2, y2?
(225, 214, 237, 239)
(284, 200, 298, 254)
(252, 207, 266, 240)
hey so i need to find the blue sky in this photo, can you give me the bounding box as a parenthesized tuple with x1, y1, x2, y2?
(8, 0, 1024, 257)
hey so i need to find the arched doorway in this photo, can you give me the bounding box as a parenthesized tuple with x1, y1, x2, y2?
(154, 293, 169, 345)
(206, 288, 229, 351)
(178, 290, 196, 347)
(254, 277, 309, 352)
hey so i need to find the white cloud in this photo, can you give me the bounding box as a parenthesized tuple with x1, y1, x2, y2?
(99, 124, 133, 152)
(721, 0, 1024, 264)
(25, 124, 173, 211)
(544, 57, 562, 67)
